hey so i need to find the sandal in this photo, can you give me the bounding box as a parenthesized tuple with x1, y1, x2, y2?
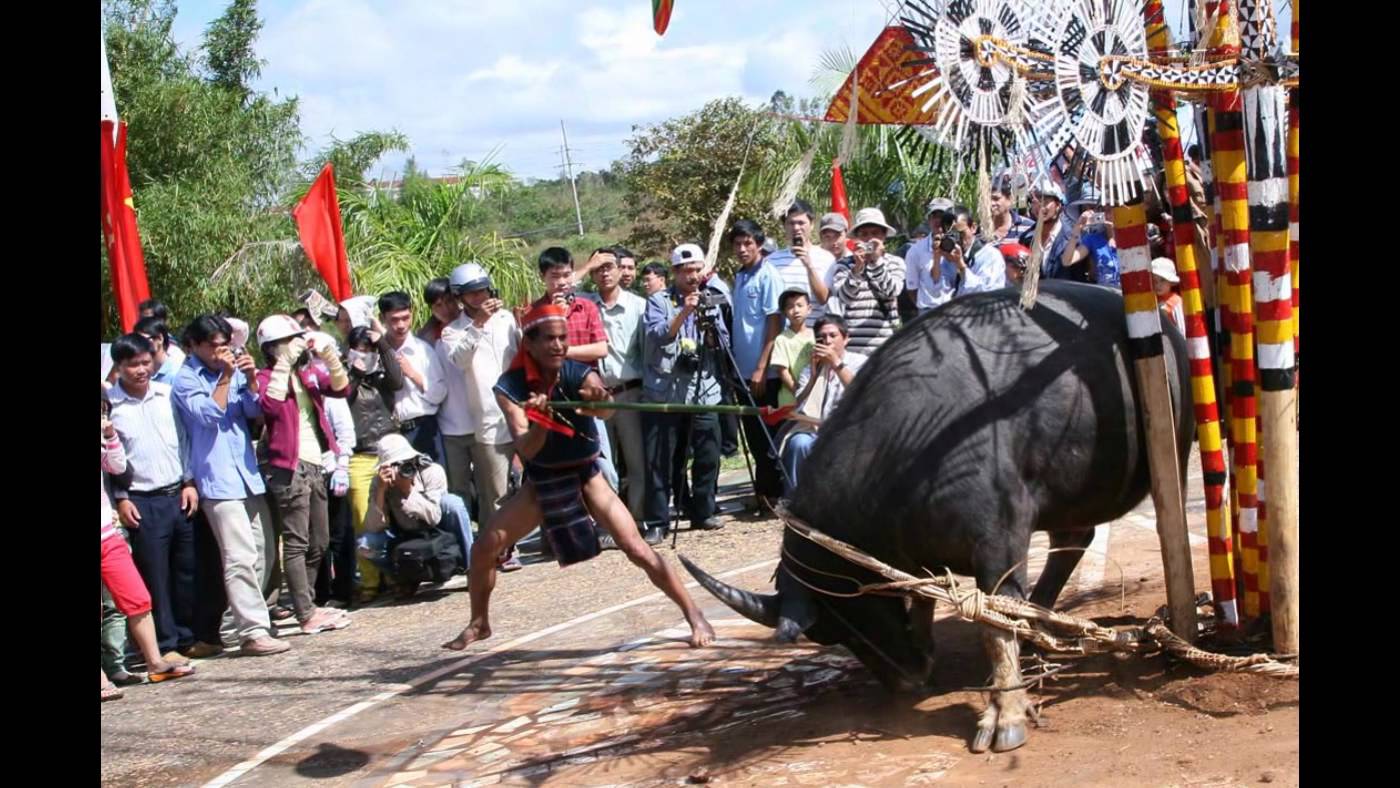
(101, 683, 125, 702)
(147, 663, 196, 683)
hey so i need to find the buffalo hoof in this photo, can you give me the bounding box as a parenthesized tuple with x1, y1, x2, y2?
(971, 721, 996, 754)
(992, 721, 1028, 752)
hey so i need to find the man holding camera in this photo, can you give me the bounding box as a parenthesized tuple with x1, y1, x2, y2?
(942, 205, 1012, 296)
(903, 198, 960, 315)
(763, 200, 836, 325)
(441, 263, 524, 572)
(639, 244, 731, 539)
(831, 208, 906, 357)
(358, 434, 475, 594)
(780, 315, 867, 495)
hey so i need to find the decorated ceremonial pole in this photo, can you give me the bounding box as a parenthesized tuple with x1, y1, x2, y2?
(1202, 0, 1264, 622)
(1113, 197, 1198, 642)
(1145, 0, 1237, 629)
(1237, 0, 1299, 654)
(1289, 0, 1300, 383)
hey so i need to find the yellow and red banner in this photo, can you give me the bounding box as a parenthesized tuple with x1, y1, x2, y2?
(824, 26, 940, 126)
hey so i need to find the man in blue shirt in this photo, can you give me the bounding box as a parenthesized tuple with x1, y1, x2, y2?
(727, 219, 787, 503)
(171, 314, 290, 658)
(639, 244, 731, 541)
(442, 303, 715, 654)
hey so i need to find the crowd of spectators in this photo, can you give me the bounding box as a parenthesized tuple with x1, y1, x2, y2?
(101, 174, 1191, 701)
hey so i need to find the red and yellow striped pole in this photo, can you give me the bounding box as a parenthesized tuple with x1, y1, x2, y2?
(1145, 0, 1237, 629)
(1203, 0, 1263, 622)
(1237, 0, 1299, 654)
(1289, 1, 1300, 368)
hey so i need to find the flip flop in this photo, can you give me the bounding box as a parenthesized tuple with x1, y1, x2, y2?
(147, 663, 196, 683)
(101, 683, 125, 702)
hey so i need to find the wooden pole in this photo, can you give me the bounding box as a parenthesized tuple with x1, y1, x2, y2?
(1235, 0, 1299, 655)
(1202, 0, 1264, 621)
(1113, 201, 1198, 642)
(1145, 0, 1238, 629)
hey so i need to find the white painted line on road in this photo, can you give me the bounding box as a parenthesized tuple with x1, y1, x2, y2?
(201, 557, 780, 788)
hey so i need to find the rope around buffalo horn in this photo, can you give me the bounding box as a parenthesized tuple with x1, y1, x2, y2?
(773, 505, 1297, 679)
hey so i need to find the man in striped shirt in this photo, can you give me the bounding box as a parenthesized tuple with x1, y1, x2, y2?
(830, 208, 907, 357)
(762, 199, 837, 326)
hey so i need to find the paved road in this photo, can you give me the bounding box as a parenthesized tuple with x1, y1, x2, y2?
(102, 448, 1227, 786)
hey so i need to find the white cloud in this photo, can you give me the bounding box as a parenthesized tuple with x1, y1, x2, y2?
(183, 0, 897, 179)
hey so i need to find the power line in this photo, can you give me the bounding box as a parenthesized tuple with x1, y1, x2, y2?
(558, 120, 585, 237)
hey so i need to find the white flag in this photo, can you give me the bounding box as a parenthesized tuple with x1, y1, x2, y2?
(101, 27, 119, 139)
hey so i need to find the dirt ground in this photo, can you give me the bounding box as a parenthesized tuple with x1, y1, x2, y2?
(100, 450, 1299, 787)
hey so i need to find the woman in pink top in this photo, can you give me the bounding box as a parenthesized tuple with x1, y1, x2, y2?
(101, 408, 195, 701)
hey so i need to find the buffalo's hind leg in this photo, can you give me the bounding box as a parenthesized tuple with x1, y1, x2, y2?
(1029, 527, 1096, 609)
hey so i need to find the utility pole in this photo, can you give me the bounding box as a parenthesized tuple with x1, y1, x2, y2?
(559, 120, 584, 237)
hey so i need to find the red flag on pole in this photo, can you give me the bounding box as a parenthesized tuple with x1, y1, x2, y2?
(293, 163, 353, 302)
(100, 119, 151, 333)
(830, 162, 851, 223)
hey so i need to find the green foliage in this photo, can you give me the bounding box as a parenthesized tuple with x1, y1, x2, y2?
(201, 0, 262, 101)
(619, 98, 784, 268)
(103, 0, 302, 333)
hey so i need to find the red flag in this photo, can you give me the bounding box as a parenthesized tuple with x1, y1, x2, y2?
(830, 162, 850, 223)
(293, 163, 353, 301)
(100, 120, 151, 333)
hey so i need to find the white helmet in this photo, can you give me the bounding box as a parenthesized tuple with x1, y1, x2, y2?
(449, 262, 492, 293)
(255, 314, 305, 347)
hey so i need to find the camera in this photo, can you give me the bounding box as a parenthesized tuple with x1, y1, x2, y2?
(938, 234, 958, 254)
(675, 350, 700, 373)
(487, 287, 499, 300)
(855, 240, 879, 256)
(394, 459, 420, 478)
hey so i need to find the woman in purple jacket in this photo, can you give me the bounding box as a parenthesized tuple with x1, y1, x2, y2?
(253, 315, 353, 636)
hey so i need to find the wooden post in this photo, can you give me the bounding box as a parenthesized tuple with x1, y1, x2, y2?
(1114, 202, 1198, 642)
(1261, 392, 1299, 652)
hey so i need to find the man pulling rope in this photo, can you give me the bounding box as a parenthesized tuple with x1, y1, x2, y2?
(442, 303, 715, 650)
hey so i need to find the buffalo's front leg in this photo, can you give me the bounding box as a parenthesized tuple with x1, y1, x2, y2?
(971, 626, 1030, 753)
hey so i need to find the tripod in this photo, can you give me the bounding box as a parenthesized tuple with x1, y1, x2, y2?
(664, 303, 792, 547)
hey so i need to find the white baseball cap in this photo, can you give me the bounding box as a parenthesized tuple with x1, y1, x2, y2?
(670, 243, 705, 266)
(255, 314, 305, 346)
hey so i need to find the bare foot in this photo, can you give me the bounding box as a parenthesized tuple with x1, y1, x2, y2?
(688, 614, 716, 648)
(442, 621, 491, 651)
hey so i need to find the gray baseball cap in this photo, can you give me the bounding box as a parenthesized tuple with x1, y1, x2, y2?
(819, 212, 849, 232)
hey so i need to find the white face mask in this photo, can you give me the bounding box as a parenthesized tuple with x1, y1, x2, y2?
(349, 349, 379, 375)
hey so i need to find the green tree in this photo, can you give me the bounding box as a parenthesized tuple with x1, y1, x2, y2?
(103, 0, 303, 331)
(619, 98, 783, 268)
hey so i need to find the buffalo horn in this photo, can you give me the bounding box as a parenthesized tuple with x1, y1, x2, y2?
(678, 555, 780, 628)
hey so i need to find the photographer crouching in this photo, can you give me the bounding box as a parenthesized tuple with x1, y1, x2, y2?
(640, 243, 732, 539)
(358, 434, 475, 598)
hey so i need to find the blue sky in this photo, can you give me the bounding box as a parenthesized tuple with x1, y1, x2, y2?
(163, 0, 1292, 182)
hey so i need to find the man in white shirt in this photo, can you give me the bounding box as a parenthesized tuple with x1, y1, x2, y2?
(440, 263, 521, 531)
(763, 199, 837, 326)
(944, 205, 1011, 296)
(781, 315, 867, 496)
(582, 247, 649, 523)
(107, 333, 199, 664)
(422, 277, 476, 504)
(378, 291, 448, 464)
(904, 198, 960, 315)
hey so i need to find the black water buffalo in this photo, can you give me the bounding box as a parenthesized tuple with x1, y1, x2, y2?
(683, 280, 1193, 753)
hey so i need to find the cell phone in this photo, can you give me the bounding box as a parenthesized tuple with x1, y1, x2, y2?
(792, 232, 805, 247)
(101, 394, 111, 420)
(487, 287, 499, 300)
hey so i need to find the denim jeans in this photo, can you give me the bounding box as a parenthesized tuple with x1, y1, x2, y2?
(780, 432, 817, 498)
